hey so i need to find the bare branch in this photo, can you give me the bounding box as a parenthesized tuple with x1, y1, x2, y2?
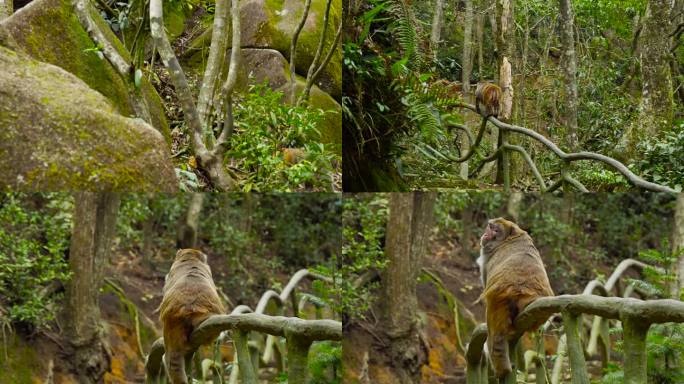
(197, 0, 230, 126)
(149, 0, 207, 155)
(215, 0, 241, 152)
(289, 0, 313, 104)
(453, 102, 677, 193)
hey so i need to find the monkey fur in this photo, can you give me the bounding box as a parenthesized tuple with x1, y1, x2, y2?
(475, 83, 502, 118)
(159, 249, 225, 384)
(479, 218, 553, 378)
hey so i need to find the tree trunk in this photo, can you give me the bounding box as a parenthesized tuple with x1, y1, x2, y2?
(673, 194, 684, 298)
(380, 192, 437, 384)
(63, 193, 120, 383)
(176, 193, 205, 249)
(0, 0, 12, 20)
(559, 0, 579, 150)
(430, 0, 445, 61)
(495, 0, 515, 188)
(461, 0, 474, 180)
(620, 0, 674, 157)
(475, 1, 484, 79)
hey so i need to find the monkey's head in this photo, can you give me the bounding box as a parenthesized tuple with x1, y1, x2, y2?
(480, 218, 525, 250)
(174, 248, 208, 264)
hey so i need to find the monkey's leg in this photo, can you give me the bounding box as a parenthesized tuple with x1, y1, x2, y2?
(164, 349, 188, 384)
(163, 322, 190, 384)
(486, 296, 514, 378)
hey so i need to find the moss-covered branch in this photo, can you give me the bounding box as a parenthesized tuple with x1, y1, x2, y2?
(452, 102, 676, 193)
(145, 314, 341, 383)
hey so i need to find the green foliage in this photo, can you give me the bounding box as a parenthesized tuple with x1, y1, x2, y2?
(321, 194, 388, 321)
(0, 194, 72, 329)
(227, 83, 339, 192)
(385, 0, 425, 71)
(603, 247, 684, 383)
(633, 125, 684, 192)
(308, 341, 341, 384)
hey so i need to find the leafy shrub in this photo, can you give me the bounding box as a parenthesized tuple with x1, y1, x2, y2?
(227, 83, 340, 192)
(0, 194, 72, 329)
(308, 341, 341, 384)
(602, 248, 684, 383)
(633, 125, 684, 192)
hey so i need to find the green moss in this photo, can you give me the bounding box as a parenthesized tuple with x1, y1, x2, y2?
(4, 0, 170, 140)
(0, 335, 41, 383)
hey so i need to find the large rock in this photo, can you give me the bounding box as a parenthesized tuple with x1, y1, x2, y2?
(183, 0, 342, 99)
(223, 48, 341, 146)
(0, 45, 178, 191)
(1, 0, 171, 141)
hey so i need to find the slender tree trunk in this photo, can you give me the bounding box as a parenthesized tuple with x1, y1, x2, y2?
(63, 193, 120, 383)
(461, 0, 475, 180)
(430, 0, 445, 61)
(672, 194, 684, 298)
(495, 0, 515, 188)
(176, 193, 205, 249)
(620, 0, 674, 157)
(380, 192, 437, 384)
(476, 9, 484, 78)
(197, 0, 230, 132)
(559, 0, 579, 150)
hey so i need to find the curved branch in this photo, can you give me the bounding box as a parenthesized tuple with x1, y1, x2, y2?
(502, 144, 546, 190)
(515, 295, 684, 341)
(453, 102, 676, 193)
(289, 0, 313, 104)
(448, 123, 475, 150)
(150, 0, 207, 155)
(563, 174, 589, 192)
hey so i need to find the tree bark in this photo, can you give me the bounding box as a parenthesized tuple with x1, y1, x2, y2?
(176, 193, 205, 249)
(495, 0, 515, 187)
(476, 9, 484, 78)
(620, 0, 674, 157)
(461, 0, 474, 180)
(63, 193, 120, 383)
(559, 0, 579, 150)
(0, 0, 12, 21)
(197, 0, 230, 129)
(430, 0, 445, 61)
(672, 193, 684, 297)
(379, 192, 437, 383)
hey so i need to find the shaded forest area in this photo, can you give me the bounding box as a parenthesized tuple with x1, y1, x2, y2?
(343, 0, 684, 192)
(341, 193, 684, 383)
(0, 0, 341, 192)
(0, 193, 342, 383)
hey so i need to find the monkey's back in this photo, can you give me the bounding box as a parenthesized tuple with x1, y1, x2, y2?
(160, 262, 224, 331)
(484, 233, 553, 300)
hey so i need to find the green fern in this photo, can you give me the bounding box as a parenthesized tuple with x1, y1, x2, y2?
(386, 0, 425, 70)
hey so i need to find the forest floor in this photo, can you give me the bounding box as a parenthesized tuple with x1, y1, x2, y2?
(5, 248, 298, 383)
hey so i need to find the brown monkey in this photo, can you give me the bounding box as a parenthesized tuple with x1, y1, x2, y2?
(282, 147, 306, 165)
(475, 83, 502, 118)
(479, 218, 553, 378)
(159, 249, 225, 384)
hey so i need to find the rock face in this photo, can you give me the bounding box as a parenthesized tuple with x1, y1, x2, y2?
(225, 48, 341, 146)
(1, 0, 171, 141)
(184, 0, 342, 99)
(0, 45, 178, 191)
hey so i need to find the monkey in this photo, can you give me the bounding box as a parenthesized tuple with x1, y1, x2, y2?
(282, 147, 306, 165)
(159, 249, 225, 384)
(475, 83, 502, 119)
(479, 218, 553, 379)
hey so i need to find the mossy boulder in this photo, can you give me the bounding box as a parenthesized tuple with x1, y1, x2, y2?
(277, 77, 341, 147)
(183, 0, 341, 99)
(0, 45, 178, 191)
(0, 0, 170, 141)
